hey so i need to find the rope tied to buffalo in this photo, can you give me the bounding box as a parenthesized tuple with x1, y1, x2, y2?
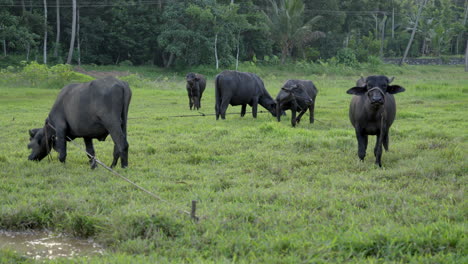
(44, 122, 198, 221)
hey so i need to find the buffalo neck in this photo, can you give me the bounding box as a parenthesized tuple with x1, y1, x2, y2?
(358, 95, 386, 122)
(259, 95, 275, 112)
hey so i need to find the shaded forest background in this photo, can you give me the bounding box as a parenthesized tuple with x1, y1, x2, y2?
(1, 0, 467, 69)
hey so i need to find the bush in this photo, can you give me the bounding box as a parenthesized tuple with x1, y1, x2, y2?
(304, 47, 321, 62)
(336, 48, 358, 67)
(367, 55, 383, 67)
(119, 60, 133, 67)
(262, 55, 280, 65)
(0, 61, 93, 88)
(21, 61, 49, 85)
(349, 33, 381, 62)
(238, 61, 264, 75)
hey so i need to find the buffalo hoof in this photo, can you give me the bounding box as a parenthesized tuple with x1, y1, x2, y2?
(90, 158, 97, 169)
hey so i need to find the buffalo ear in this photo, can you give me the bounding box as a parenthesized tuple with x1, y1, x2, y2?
(29, 128, 40, 138)
(387, 85, 405, 94)
(357, 76, 367, 87)
(346, 86, 367, 95)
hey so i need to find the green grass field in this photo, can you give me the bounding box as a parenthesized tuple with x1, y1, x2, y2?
(0, 64, 466, 263)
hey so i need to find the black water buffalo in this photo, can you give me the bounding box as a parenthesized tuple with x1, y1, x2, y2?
(215, 70, 277, 120)
(186, 72, 206, 110)
(346, 75, 405, 167)
(276, 79, 318, 127)
(28, 76, 132, 169)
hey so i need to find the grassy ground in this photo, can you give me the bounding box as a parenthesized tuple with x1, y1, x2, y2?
(0, 64, 466, 263)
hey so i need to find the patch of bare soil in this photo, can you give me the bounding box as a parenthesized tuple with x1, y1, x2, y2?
(74, 66, 130, 78)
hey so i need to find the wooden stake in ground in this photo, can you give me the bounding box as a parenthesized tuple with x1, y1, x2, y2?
(191, 200, 199, 222)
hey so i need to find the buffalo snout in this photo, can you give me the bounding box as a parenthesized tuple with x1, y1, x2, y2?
(370, 95, 384, 105)
(368, 88, 385, 105)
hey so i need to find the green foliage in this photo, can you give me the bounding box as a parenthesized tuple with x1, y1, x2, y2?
(367, 55, 383, 67)
(65, 213, 99, 238)
(264, 0, 324, 64)
(1, 0, 468, 66)
(0, 9, 40, 55)
(0, 249, 33, 264)
(0, 61, 93, 88)
(304, 47, 321, 61)
(440, 55, 451, 64)
(262, 55, 281, 65)
(336, 48, 358, 66)
(118, 60, 133, 67)
(348, 32, 381, 62)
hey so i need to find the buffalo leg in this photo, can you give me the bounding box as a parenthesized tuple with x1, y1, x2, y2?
(195, 91, 201, 110)
(356, 129, 368, 161)
(219, 99, 230, 120)
(309, 102, 315, 124)
(215, 101, 220, 120)
(296, 109, 308, 124)
(374, 134, 383, 167)
(188, 96, 193, 110)
(84, 137, 97, 169)
(198, 93, 203, 110)
(383, 132, 389, 151)
(107, 124, 129, 168)
(291, 106, 297, 127)
(276, 103, 282, 122)
(194, 98, 200, 110)
(55, 131, 67, 163)
(241, 104, 247, 117)
(251, 101, 258, 118)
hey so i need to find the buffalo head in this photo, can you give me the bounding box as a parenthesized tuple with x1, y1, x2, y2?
(27, 125, 55, 161)
(347, 75, 404, 107)
(186, 72, 200, 86)
(277, 84, 314, 106)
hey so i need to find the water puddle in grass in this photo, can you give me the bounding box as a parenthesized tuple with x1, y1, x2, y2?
(0, 230, 104, 260)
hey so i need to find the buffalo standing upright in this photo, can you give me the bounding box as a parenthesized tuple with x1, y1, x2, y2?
(28, 76, 132, 169)
(346, 75, 405, 167)
(215, 70, 277, 120)
(276, 79, 318, 127)
(186, 72, 206, 110)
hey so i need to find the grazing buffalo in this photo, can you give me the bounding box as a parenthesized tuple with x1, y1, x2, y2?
(276, 79, 318, 127)
(215, 70, 277, 120)
(186, 72, 206, 110)
(346, 75, 405, 167)
(28, 76, 132, 169)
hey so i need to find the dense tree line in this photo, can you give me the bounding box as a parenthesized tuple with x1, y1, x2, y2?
(0, 0, 467, 67)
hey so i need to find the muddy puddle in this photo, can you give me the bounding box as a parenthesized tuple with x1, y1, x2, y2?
(0, 230, 104, 260)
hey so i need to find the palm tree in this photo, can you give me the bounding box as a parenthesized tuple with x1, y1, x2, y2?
(264, 0, 324, 64)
